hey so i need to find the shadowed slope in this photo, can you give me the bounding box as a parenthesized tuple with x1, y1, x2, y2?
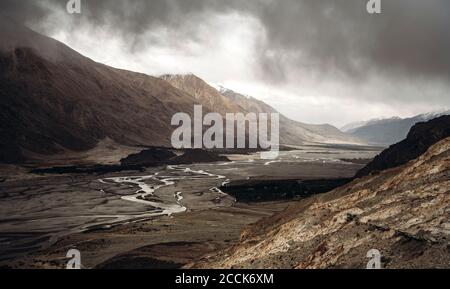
(0, 19, 206, 163)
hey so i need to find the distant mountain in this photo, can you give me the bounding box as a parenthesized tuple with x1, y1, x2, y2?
(221, 86, 367, 145)
(355, 115, 450, 178)
(163, 76, 365, 146)
(340, 117, 401, 133)
(342, 110, 450, 146)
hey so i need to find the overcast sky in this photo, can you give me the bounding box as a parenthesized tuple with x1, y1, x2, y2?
(2, 0, 450, 127)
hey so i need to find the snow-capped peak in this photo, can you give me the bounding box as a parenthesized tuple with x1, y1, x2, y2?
(209, 83, 229, 94)
(209, 84, 254, 100)
(418, 109, 450, 121)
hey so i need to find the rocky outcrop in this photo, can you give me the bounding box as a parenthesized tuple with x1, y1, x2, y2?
(221, 178, 351, 203)
(120, 149, 176, 166)
(169, 149, 230, 165)
(355, 115, 450, 178)
(192, 137, 450, 269)
(122, 148, 230, 166)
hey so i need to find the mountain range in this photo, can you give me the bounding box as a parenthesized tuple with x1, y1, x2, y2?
(162, 74, 364, 146)
(0, 18, 363, 164)
(355, 115, 450, 178)
(341, 110, 450, 146)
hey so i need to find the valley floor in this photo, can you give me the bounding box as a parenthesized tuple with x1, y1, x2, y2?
(3, 201, 291, 269)
(0, 144, 380, 269)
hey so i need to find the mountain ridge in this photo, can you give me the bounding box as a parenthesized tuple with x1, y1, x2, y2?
(0, 20, 365, 164)
(162, 75, 365, 146)
(0, 20, 208, 163)
(341, 110, 450, 146)
(355, 115, 450, 178)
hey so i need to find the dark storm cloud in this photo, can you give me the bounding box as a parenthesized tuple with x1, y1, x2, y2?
(253, 0, 450, 83)
(0, 0, 50, 23)
(2, 0, 450, 83)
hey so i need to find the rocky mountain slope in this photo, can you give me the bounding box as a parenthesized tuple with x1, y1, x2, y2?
(355, 115, 450, 178)
(0, 19, 364, 164)
(163, 75, 364, 146)
(160, 74, 242, 115)
(0, 19, 209, 163)
(343, 110, 450, 146)
(192, 136, 450, 269)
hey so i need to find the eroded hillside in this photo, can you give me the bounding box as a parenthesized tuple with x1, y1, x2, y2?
(192, 137, 450, 269)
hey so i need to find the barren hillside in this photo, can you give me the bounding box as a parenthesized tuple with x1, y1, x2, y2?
(192, 137, 450, 269)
